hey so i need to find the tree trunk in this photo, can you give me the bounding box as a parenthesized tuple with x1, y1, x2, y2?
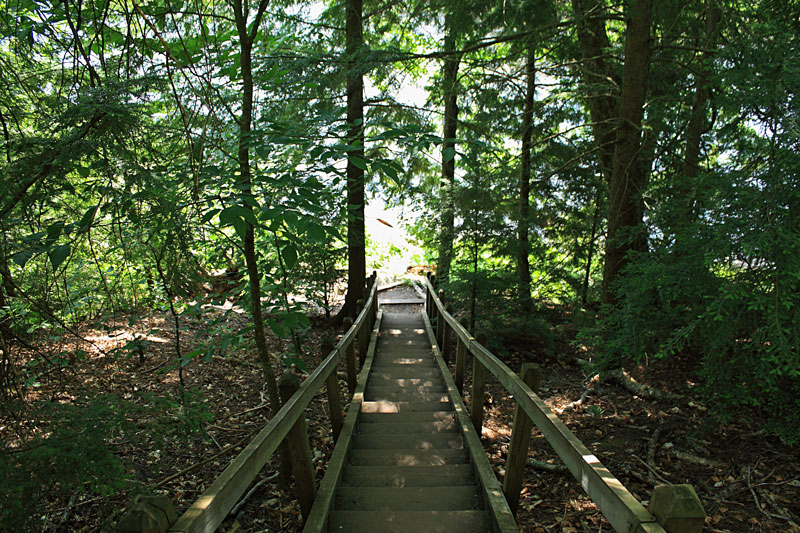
(518, 47, 535, 308)
(582, 198, 600, 306)
(572, 0, 617, 183)
(437, 10, 461, 290)
(602, 0, 653, 305)
(232, 0, 280, 416)
(677, 0, 721, 228)
(341, 0, 366, 320)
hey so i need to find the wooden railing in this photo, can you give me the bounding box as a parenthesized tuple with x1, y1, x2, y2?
(423, 274, 705, 533)
(118, 275, 379, 533)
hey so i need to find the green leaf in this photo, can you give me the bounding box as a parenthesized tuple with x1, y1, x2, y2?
(282, 244, 298, 270)
(79, 205, 99, 230)
(307, 222, 326, 242)
(48, 244, 70, 271)
(219, 205, 258, 227)
(12, 249, 35, 267)
(348, 155, 368, 170)
(443, 146, 456, 163)
(201, 209, 220, 223)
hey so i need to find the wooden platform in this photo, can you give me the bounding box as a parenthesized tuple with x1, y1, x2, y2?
(304, 312, 516, 532)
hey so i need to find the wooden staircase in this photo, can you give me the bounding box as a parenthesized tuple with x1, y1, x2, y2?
(306, 311, 516, 533)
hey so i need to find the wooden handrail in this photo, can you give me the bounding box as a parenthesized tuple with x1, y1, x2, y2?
(163, 279, 379, 533)
(423, 277, 676, 533)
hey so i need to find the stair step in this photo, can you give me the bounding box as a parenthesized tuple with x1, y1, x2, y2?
(368, 368, 441, 379)
(371, 358, 437, 367)
(361, 400, 454, 413)
(353, 433, 463, 450)
(358, 411, 456, 424)
(350, 448, 469, 466)
(367, 374, 446, 390)
(357, 420, 458, 434)
(364, 388, 449, 402)
(335, 486, 480, 511)
(343, 465, 475, 487)
(328, 510, 491, 532)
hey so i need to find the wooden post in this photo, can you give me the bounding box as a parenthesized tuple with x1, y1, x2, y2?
(343, 317, 357, 395)
(455, 337, 467, 393)
(503, 363, 542, 515)
(648, 484, 705, 533)
(321, 338, 343, 441)
(117, 495, 176, 533)
(425, 273, 432, 317)
(279, 374, 317, 525)
(471, 357, 486, 438)
(436, 289, 446, 348)
(356, 298, 367, 365)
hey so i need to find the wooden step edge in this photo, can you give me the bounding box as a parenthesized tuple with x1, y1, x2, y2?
(302, 310, 384, 533)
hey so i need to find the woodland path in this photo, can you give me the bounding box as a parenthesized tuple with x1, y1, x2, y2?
(322, 311, 494, 532)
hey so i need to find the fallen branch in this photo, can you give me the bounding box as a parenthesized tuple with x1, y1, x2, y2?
(746, 466, 794, 522)
(556, 387, 595, 414)
(595, 368, 684, 402)
(671, 449, 725, 469)
(528, 458, 568, 473)
(633, 454, 672, 486)
(647, 428, 662, 467)
(231, 472, 279, 515)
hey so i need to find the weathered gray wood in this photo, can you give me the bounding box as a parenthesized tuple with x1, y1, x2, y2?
(118, 495, 176, 533)
(342, 317, 357, 396)
(356, 299, 367, 365)
(326, 370, 343, 442)
(379, 298, 426, 305)
(421, 313, 519, 533)
(442, 320, 452, 363)
(470, 356, 486, 438)
(422, 277, 666, 533)
(303, 311, 384, 533)
(279, 374, 316, 525)
(454, 337, 466, 393)
(436, 290, 445, 349)
(169, 283, 377, 533)
(648, 484, 705, 533)
(503, 363, 541, 515)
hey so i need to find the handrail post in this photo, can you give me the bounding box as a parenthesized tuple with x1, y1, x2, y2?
(343, 317, 357, 395)
(117, 495, 176, 533)
(454, 317, 469, 393)
(471, 350, 486, 438)
(321, 338, 343, 442)
(279, 374, 316, 525)
(503, 363, 542, 515)
(436, 289, 445, 349)
(356, 298, 367, 365)
(648, 484, 705, 533)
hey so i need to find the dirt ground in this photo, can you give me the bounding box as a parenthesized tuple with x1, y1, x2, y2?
(3, 282, 799, 532)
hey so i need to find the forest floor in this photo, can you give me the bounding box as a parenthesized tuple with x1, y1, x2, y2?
(3, 283, 800, 532)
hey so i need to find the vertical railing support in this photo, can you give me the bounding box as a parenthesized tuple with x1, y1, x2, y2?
(356, 298, 367, 365)
(436, 289, 446, 349)
(117, 495, 176, 533)
(503, 363, 542, 515)
(648, 484, 706, 533)
(471, 356, 486, 438)
(321, 338, 343, 442)
(454, 339, 467, 393)
(278, 374, 316, 525)
(343, 317, 357, 396)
